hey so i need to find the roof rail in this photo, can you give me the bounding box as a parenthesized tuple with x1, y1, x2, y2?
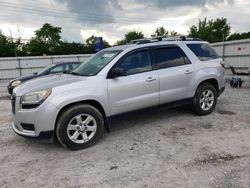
(129, 36, 203, 45)
(131, 39, 152, 44)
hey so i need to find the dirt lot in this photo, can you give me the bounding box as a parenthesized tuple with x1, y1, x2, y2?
(0, 79, 250, 188)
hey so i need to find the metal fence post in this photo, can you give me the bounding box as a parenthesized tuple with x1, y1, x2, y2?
(51, 56, 54, 65)
(17, 58, 22, 76)
(222, 42, 225, 61)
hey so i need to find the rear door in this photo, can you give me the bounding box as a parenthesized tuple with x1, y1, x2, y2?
(107, 48, 159, 115)
(153, 45, 194, 104)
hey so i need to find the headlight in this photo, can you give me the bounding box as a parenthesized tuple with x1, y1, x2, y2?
(21, 89, 52, 105)
(11, 80, 22, 87)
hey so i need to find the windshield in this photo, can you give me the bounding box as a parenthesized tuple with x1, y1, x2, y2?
(38, 64, 55, 75)
(71, 50, 122, 76)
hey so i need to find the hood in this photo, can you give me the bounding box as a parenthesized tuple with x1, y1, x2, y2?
(13, 73, 85, 96)
(11, 74, 38, 83)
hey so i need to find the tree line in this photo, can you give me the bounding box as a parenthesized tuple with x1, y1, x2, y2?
(0, 17, 249, 57)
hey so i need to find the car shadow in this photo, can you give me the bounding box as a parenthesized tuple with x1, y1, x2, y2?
(108, 104, 193, 133)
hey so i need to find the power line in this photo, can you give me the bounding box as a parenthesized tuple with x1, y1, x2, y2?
(0, 1, 152, 21)
(0, 1, 184, 24)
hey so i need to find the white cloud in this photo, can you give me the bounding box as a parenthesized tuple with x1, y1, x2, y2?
(0, 0, 249, 45)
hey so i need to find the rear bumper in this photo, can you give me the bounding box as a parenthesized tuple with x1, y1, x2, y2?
(218, 86, 225, 97)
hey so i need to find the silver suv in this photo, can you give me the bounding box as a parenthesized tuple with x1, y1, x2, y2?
(11, 37, 225, 150)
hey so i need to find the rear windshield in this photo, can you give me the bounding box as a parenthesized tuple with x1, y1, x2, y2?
(187, 43, 219, 61)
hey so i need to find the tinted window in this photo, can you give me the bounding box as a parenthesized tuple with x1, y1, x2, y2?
(117, 50, 152, 75)
(38, 64, 55, 75)
(155, 46, 191, 69)
(49, 65, 66, 73)
(71, 63, 79, 70)
(68, 63, 79, 71)
(187, 43, 219, 61)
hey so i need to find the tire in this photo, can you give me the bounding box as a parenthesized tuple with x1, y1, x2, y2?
(56, 104, 104, 150)
(192, 83, 217, 116)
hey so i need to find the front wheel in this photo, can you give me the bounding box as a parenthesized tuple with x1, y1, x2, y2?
(56, 104, 104, 150)
(192, 83, 217, 116)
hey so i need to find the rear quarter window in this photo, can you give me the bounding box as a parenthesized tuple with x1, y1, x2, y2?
(187, 43, 219, 61)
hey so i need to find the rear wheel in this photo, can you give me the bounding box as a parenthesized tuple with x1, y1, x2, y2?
(192, 83, 217, 116)
(56, 104, 104, 150)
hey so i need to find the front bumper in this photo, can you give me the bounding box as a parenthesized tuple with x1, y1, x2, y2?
(7, 85, 14, 95)
(11, 97, 59, 142)
(218, 86, 225, 97)
(12, 123, 54, 141)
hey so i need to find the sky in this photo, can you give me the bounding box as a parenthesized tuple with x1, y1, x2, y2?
(0, 0, 249, 45)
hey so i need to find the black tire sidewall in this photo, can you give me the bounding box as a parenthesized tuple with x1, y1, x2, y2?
(56, 105, 104, 150)
(193, 84, 218, 116)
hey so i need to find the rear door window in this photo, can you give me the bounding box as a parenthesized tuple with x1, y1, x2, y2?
(154, 46, 191, 69)
(187, 43, 219, 61)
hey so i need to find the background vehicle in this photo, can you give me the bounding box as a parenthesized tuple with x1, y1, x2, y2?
(11, 36, 225, 150)
(7, 61, 81, 94)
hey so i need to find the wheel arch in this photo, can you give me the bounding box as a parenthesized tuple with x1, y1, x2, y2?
(196, 78, 219, 95)
(55, 100, 109, 133)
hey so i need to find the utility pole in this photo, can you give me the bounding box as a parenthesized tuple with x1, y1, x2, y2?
(9, 29, 18, 57)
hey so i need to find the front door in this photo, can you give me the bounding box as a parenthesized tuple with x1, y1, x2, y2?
(107, 49, 159, 115)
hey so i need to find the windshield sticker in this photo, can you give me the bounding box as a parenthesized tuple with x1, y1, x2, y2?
(102, 53, 116, 58)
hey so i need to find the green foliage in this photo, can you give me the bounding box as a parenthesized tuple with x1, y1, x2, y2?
(152, 27, 168, 37)
(24, 24, 110, 55)
(57, 42, 85, 55)
(151, 27, 179, 37)
(25, 23, 62, 55)
(116, 31, 144, 45)
(188, 17, 231, 43)
(1, 20, 250, 57)
(84, 35, 110, 53)
(0, 31, 19, 57)
(227, 32, 250, 41)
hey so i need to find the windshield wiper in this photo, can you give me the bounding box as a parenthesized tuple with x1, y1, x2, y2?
(70, 72, 90, 76)
(69, 72, 81, 76)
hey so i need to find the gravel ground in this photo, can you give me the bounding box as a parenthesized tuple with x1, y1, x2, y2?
(0, 78, 250, 188)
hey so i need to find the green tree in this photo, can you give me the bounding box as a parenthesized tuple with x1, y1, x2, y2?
(14, 38, 27, 56)
(151, 27, 179, 37)
(152, 27, 168, 37)
(188, 17, 231, 43)
(0, 31, 19, 57)
(116, 31, 144, 45)
(57, 42, 85, 55)
(169, 31, 179, 36)
(25, 23, 62, 55)
(227, 32, 250, 41)
(84, 35, 110, 53)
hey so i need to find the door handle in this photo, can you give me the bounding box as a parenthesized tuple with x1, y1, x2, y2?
(145, 77, 157, 82)
(184, 70, 193, 74)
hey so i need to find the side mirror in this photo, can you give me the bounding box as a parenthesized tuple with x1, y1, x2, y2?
(108, 67, 126, 78)
(33, 72, 38, 75)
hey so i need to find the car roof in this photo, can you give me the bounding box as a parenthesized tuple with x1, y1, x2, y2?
(105, 37, 208, 52)
(52, 61, 81, 65)
(103, 44, 135, 51)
